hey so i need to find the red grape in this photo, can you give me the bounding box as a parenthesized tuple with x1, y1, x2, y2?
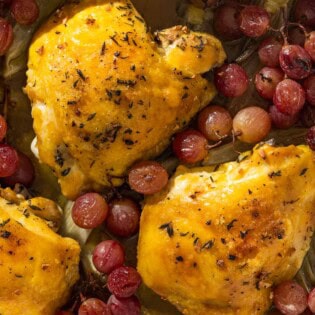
(269, 105, 297, 129)
(72, 193, 108, 229)
(254, 67, 284, 100)
(10, 0, 39, 25)
(0, 144, 19, 177)
(279, 45, 312, 80)
(106, 198, 140, 238)
(308, 287, 315, 313)
(300, 104, 315, 128)
(214, 63, 249, 98)
(107, 295, 141, 315)
(3, 151, 35, 187)
(128, 161, 168, 195)
(289, 26, 307, 46)
(273, 281, 308, 315)
(239, 5, 270, 38)
(303, 75, 315, 106)
(294, 0, 315, 28)
(92, 240, 125, 274)
(0, 115, 7, 142)
(197, 105, 232, 141)
(78, 298, 111, 315)
(213, 3, 242, 41)
(172, 129, 208, 164)
(273, 79, 305, 116)
(0, 18, 13, 56)
(304, 31, 315, 62)
(233, 106, 271, 143)
(107, 266, 142, 298)
(258, 37, 282, 67)
(306, 126, 315, 151)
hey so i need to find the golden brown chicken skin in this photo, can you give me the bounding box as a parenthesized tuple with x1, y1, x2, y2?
(25, 0, 225, 199)
(0, 188, 80, 315)
(138, 144, 315, 315)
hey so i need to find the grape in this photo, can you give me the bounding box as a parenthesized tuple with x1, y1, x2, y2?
(107, 266, 142, 298)
(128, 161, 168, 195)
(258, 37, 282, 67)
(214, 63, 249, 98)
(0, 115, 7, 142)
(303, 75, 315, 106)
(279, 45, 312, 80)
(72, 193, 108, 229)
(273, 281, 308, 315)
(269, 105, 297, 129)
(0, 18, 13, 56)
(10, 0, 39, 25)
(304, 31, 315, 62)
(306, 126, 315, 151)
(233, 106, 271, 143)
(238, 5, 270, 38)
(197, 105, 232, 141)
(107, 295, 141, 315)
(0, 144, 19, 178)
(273, 79, 305, 116)
(254, 67, 284, 100)
(172, 129, 208, 164)
(308, 287, 315, 313)
(294, 0, 315, 28)
(300, 105, 315, 128)
(106, 198, 140, 238)
(92, 240, 125, 274)
(213, 3, 242, 41)
(288, 26, 306, 46)
(3, 151, 35, 187)
(78, 298, 111, 315)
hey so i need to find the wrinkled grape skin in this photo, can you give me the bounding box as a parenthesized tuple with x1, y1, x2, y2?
(273, 79, 306, 116)
(273, 281, 308, 315)
(254, 67, 284, 100)
(92, 240, 125, 274)
(300, 104, 315, 128)
(308, 287, 315, 312)
(258, 37, 282, 67)
(295, 0, 315, 28)
(3, 151, 35, 187)
(0, 144, 19, 178)
(303, 75, 315, 106)
(0, 18, 13, 56)
(239, 5, 270, 38)
(128, 161, 168, 195)
(106, 198, 140, 238)
(107, 266, 142, 298)
(269, 105, 297, 129)
(279, 45, 312, 80)
(107, 295, 141, 315)
(233, 106, 271, 144)
(172, 129, 208, 164)
(214, 64, 249, 98)
(306, 127, 315, 151)
(78, 298, 111, 315)
(304, 31, 315, 62)
(10, 0, 39, 25)
(213, 4, 242, 41)
(197, 106, 232, 141)
(72, 193, 109, 229)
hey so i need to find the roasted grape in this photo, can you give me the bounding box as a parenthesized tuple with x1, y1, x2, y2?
(258, 37, 282, 67)
(304, 31, 315, 61)
(10, 0, 39, 25)
(294, 0, 315, 28)
(107, 295, 141, 315)
(0, 18, 13, 56)
(269, 105, 297, 129)
(303, 75, 315, 106)
(78, 298, 111, 315)
(308, 287, 315, 313)
(0, 144, 19, 178)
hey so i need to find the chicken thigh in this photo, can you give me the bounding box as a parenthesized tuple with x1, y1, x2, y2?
(25, 0, 225, 199)
(0, 188, 80, 315)
(138, 144, 315, 315)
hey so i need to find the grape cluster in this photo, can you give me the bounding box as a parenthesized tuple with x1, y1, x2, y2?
(0, 0, 39, 55)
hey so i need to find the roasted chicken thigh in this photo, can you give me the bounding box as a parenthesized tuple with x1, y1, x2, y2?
(25, 0, 225, 199)
(0, 188, 80, 315)
(138, 144, 315, 315)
